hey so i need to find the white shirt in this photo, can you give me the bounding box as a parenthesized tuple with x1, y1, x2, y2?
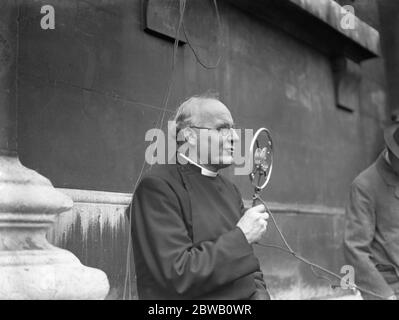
(385, 149, 391, 166)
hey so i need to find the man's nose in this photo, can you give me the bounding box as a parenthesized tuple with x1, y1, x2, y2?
(230, 128, 240, 142)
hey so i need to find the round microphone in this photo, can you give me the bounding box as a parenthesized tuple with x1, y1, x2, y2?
(248, 128, 273, 206)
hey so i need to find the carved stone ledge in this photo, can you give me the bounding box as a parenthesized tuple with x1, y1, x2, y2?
(226, 0, 380, 62)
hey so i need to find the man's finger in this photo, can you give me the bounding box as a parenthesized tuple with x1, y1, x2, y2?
(256, 212, 269, 221)
(253, 204, 266, 212)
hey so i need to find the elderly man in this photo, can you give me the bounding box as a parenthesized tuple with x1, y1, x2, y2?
(344, 120, 399, 300)
(130, 93, 270, 299)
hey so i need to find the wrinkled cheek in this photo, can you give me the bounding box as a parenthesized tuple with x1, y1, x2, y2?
(206, 137, 221, 163)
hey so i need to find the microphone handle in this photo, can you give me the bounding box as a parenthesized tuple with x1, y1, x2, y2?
(252, 196, 259, 207)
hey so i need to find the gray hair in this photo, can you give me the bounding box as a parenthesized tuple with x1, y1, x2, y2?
(171, 92, 220, 144)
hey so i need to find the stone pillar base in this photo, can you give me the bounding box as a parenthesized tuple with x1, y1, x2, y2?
(0, 155, 110, 299)
(0, 249, 109, 299)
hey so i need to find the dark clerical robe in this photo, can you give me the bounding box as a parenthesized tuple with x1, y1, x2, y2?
(130, 162, 269, 299)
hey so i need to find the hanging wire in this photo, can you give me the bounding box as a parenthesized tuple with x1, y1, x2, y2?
(310, 265, 335, 284)
(182, 0, 223, 69)
(122, 0, 187, 300)
(253, 194, 387, 300)
(156, 0, 187, 134)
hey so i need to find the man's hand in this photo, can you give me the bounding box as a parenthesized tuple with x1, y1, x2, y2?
(236, 204, 269, 244)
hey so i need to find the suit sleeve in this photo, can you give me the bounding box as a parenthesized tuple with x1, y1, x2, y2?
(232, 183, 270, 300)
(132, 176, 260, 298)
(344, 181, 394, 299)
(251, 270, 271, 300)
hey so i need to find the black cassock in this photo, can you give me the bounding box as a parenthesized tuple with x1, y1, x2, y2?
(130, 162, 270, 299)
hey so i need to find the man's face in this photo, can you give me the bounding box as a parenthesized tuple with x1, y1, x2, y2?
(192, 100, 240, 170)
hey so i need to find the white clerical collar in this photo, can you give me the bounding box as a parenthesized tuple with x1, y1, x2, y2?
(385, 149, 392, 166)
(177, 153, 218, 177)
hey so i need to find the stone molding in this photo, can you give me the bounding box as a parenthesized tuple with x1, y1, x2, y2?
(58, 188, 345, 216)
(226, 0, 380, 62)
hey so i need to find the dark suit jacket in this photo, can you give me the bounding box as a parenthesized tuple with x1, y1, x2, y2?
(344, 151, 399, 299)
(129, 163, 269, 299)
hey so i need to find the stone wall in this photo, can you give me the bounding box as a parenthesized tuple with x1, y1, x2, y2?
(16, 0, 388, 299)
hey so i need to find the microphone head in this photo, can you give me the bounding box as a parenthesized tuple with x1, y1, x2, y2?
(249, 128, 273, 191)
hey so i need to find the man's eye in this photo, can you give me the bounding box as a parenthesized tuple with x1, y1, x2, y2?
(218, 125, 233, 130)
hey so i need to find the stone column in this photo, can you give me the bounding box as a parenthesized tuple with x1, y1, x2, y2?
(0, 0, 109, 299)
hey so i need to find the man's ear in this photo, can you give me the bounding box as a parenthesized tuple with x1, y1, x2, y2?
(183, 128, 197, 146)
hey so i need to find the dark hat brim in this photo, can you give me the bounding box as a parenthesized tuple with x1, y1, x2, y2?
(384, 123, 399, 159)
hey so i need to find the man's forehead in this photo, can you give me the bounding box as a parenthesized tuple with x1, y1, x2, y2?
(195, 99, 233, 126)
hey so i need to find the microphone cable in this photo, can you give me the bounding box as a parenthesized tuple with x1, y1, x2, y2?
(253, 193, 387, 300)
